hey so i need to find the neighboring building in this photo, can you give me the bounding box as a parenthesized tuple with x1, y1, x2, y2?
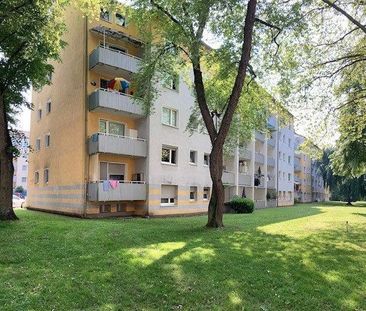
(223, 116, 279, 209)
(294, 134, 316, 203)
(13, 131, 29, 193)
(311, 160, 326, 202)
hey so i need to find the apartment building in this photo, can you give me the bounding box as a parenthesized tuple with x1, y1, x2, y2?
(277, 121, 295, 206)
(311, 160, 327, 202)
(294, 134, 314, 203)
(13, 131, 29, 192)
(27, 7, 212, 217)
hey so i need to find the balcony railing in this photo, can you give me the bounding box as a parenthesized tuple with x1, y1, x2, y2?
(89, 88, 144, 118)
(89, 133, 147, 157)
(222, 171, 235, 185)
(88, 180, 147, 201)
(267, 156, 275, 167)
(89, 46, 141, 75)
(255, 152, 265, 164)
(239, 173, 251, 186)
(239, 148, 252, 160)
(255, 132, 265, 142)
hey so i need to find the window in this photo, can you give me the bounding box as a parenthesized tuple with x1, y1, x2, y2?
(100, 162, 125, 181)
(35, 138, 41, 151)
(115, 13, 126, 26)
(283, 172, 285, 179)
(288, 173, 291, 181)
(282, 134, 285, 142)
(45, 134, 50, 147)
(44, 168, 49, 184)
(116, 203, 127, 212)
(279, 170, 281, 179)
(34, 171, 39, 184)
(99, 120, 125, 136)
(161, 146, 177, 164)
(288, 155, 291, 164)
(22, 165, 27, 171)
(204, 153, 209, 166)
(46, 72, 52, 83)
(278, 151, 281, 159)
(288, 138, 291, 147)
(22, 177, 27, 183)
(189, 186, 197, 201)
(164, 74, 179, 91)
(282, 153, 285, 161)
(38, 109, 42, 121)
(46, 100, 51, 114)
(162, 107, 177, 127)
(189, 150, 197, 164)
(203, 187, 210, 200)
(100, 8, 111, 21)
(161, 185, 177, 206)
(100, 204, 111, 213)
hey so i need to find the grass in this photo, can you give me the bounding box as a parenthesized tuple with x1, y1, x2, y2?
(0, 202, 365, 311)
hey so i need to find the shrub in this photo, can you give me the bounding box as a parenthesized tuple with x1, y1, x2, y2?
(229, 196, 255, 214)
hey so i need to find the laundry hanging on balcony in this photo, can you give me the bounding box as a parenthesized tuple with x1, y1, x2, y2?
(107, 77, 130, 94)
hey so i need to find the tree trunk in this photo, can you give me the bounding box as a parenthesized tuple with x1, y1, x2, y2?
(0, 92, 18, 220)
(206, 144, 224, 228)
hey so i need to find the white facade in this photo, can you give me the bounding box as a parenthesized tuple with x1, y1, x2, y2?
(13, 131, 29, 192)
(277, 124, 295, 206)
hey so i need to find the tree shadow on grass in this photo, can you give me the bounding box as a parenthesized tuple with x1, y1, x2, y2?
(1, 207, 365, 310)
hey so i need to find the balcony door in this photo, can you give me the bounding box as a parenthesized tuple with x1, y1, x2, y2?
(100, 162, 125, 181)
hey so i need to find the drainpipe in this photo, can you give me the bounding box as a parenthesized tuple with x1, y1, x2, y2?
(276, 118, 279, 208)
(82, 16, 89, 218)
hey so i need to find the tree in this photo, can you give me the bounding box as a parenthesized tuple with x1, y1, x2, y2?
(130, 0, 261, 227)
(0, 0, 113, 220)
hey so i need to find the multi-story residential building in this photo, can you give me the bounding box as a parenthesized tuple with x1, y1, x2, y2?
(277, 120, 295, 206)
(311, 160, 327, 202)
(223, 116, 279, 209)
(13, 131, 29, 193)
(27, 7, 212, 217)
(294, 134, 315, 203)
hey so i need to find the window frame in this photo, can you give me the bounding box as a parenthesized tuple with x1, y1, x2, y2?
(34, 171, 39, 184)
(203, 153, 210, 166)
(189, 150, 197, 165)
(45, 133, 50, 148)
(203, 187, 210, 201)
(161, 107, 178, 128)
(161, 146, 177, 165)
(115, 12, 127, 27)
(44, 168, 49, 184)
(46, 100, 51, 114)
(99, 119, 126, 137)
(35, 138, 41, 151)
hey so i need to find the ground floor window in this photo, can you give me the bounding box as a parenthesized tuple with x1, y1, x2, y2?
(100, 204, 111, 213)
(116, 203, 127, 212)
(161, 185, 177, 206)
(203, 187, 210, 200)
(189, 186, 197, 201)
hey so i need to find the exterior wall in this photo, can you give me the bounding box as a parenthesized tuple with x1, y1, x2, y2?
(146, 76, 212, 216)
(277, 124, 295, 206)
(27, 8, 87, 215)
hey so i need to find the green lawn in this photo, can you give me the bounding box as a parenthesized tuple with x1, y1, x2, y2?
(0, 203, 365, 311)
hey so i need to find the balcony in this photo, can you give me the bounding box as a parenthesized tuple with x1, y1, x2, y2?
(89, 46, 141, 77)
(255, 152, 265, 164)
(267, 137, 276, 147)
(267, 179, 276, 189)
(294, 176, 301, 183)
(267, 116, 277, 130)
(89, 133, 147, 157)
(239, 174, 251, 186)
(88, 181, 147, 201)
(222, 171, 235, 185)
(89, 88, 144, 118)
(255, 132, 265, 142)
(267, 156, 275, 167)
(239, 148, 252, 160)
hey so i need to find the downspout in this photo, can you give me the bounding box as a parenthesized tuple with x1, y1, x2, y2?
(276, 117, 279, 208)
(82, 16, 89, 218)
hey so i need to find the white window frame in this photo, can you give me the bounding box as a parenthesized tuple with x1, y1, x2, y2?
(203, 187, 210, 201)
(163, 74, 179, 91)
(115, 12, 127, 27)
(100, 8, 111, 22)
(45, 133, 50, 148)
(99, 119, 126, 137)
(203, 153, 210, 166)
(161, 146, 177, 165)
(34, 171, 39, 184)
(160, 197, 176, 206)
(189, 186, 198, 201)
(44, 168, 49, 184)
(161, 107, 178, 128)
(46, 100, 51, 114)
(35, 138, 41, 151)
(189, 150, 197, 165)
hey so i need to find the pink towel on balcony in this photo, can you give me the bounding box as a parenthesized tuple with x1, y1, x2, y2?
(109, 180, 118, 189)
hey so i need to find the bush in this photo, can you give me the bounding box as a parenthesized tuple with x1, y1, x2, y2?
(229, 196, 255, 214)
